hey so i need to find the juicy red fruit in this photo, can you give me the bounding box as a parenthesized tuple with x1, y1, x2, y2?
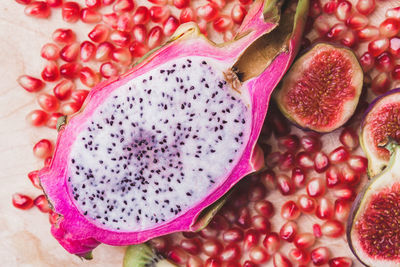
(62, 2, 81, 23)
(12, 193, 34, 210)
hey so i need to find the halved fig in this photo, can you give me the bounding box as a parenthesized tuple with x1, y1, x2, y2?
(275, 43, 363, 132)
(347, 143, 400, 267)
(360, 88, 400, 177)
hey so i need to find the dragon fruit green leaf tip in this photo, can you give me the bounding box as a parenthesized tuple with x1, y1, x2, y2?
(39, 0, 309, 257)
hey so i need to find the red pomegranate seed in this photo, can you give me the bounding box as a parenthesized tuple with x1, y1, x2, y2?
(254, 199, 274, 218)
(311, 247, 330, 266)
(180, 238, 201, 255)
(150, 6, 170, 23)
(300, 135, 321, 153)
(326, 23, 346, 40)
(25, 1, 50, 18)
(204, 258, 221, 267)
(278, 134, 299, 152)
(289, 248, 310, 265)
(147, 26, 164, 50)
(296, 152, 314, 170)
(89, 24, 110, 43)
(260, 169, 276, 190)
(236, 207, 251, 227)
(53, 79, 74, 100)
(252, 215, 271, 233)
(277, 174, 294, 196)
(132, 24, 147, 44)
(60, 42, 79, 62)
(297, 194, 316, 213)
(371, 72, 391, 95)
(110, 31, 131, 47)
(329, 146, 349, 164)
(332, 187, 355, 200)
(321, 220, 344, 238)
(41, 61, 60, 82)
(335, 0, 351, 21)
(379, 18, 400, 38)
(180, 7, 196, 23)
(16, 0, 32, 4)
(37, 93, 60, 112)
(163, 16, 180, 36)
(103, 0, 115, 5)
(325, 166, 342, 188)
(95, 41, 115, 61)
(80, 67, 99, 87)
(294, 233, 315, 250)
(249, 246, 269, 264)
(168, 247, 188, 264)
(279, 221, 298, 243)
(329, 257, 352, 267)
(387, 7, 400, 20)
(266, 151, 281, 168)
(187, 256, 202, 267)
(117, 12, 134, 32)
(202, 239, 223, 257)
(60, 62, 82, 79)
(86, 0, 101, 9)
(17, 75, 44, 93)
(33, 139, 53, 158)
(100, 62, 119, 78)
(389, 37, 400, 58)
(244, 229, 259, 250)
(46, 0, 62, 7)
(273, 252, 293, 267)
(26, 109, 48, 126)
(103, 12, 118, 29)
(12, 193, 34, 210)
(346, 13, 369, 30)
(113, 0, 134, 13)
(53, 28, 76, 44)
(323, 1, 338, 14)
(220, 243, 241, 262)
(44, 156, 52, 167)
(248, 183, 266, 202)
(111, 47, 132, 65)
(357, 25, 379, 41)
(375, 51, 395, 72)
(223, 227, 244, 242)
(291, 168, 306, 188)
(348, 155, 368, 173)
(133, 6, 149, 24)
(368, 37, 389, 56)
(28, 170, 41, 189)
(173, 0, 189, 9)
(339, 127, 359, 150)
(313, 223, 322, 238)
(129, 41, 149, 58)
(196, 3, 219, 22)
(46, 112, 63, 129)
(316, 197, 333, 220)
(33, 195, 51, 213)
(314, 151, 330, 173)
(71, 89, 89, 105)
(231, 4, 247, 24)
(270, 113, 290, 136)
(199, 20, 209, 35)
(80, 8, 102, 23)
(342, 164, 360, 185)
(80, 41, 95, 63)
(306, 178, 325, 198)
(62, 2, 80, 23)
(41, 43, 60, 60)
(393, 65, 400, 80)
(281, 200, 301, 220)
(356, 0, 375, 15)
(334, 199, 351, 221)
(213, 15, 233, 33)
(263, 232, 280, 254)
(309, 0, 322, 18)
(279, 152, 295, 171)
(148, 0, 167, 5)
(359, 52, 374, 72)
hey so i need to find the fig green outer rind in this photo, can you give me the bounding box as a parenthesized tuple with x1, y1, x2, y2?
(360, 88, 400, 178)
(347, 143, 400, 267)
(274, 43, 363, 133)
(123, 244, 176, 267)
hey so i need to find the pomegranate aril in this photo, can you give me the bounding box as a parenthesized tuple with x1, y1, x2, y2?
(147, 26, 164, 50)
(314, 151, 330, 173)
(346, 13, 369, 30)
(89, 24, 110, 43)
(332, 187, 355, 200)
(41, 43, 60, 60)
(359, 52, 374, 72)
(356, 0, 375, 15)
(213, 16, 233, 33)
(37, 93, 60, 112)
(80, 67, 99, 87)
(249, 246, 269, 264)
(103, 12, 118, 29)
(281, 200, 301, 220)
(339, 127, 359, 150)
(387, 7, 400, 20)
(60, 62, 82, 79)
(111, 47, 132, 65)
(247, 183, 266, 202)
(263, 232, 280, 254)
(196, 3, 219, 22)
(334, 199, 351, 221)
(17, 75, 44, 93)
(71, 89, 89, 105)
(311, 247, 330, 266)
(307, 178, 326, 198)
(375, 51, 394, 72)
(103, 0, 115, 5)
(279, 221, 298, 243)
(316, 197, 333, 220)
(100, 62, 119, 78)
(132, 24, 147, 44)
(180, 7, 196, 23)
(389, 37, 400, 58)
(53, 79, 74, 100)
(150, 6, 170, 23)
(379, 18, 400, 38)
(187, 256, 202, 267)
(28, 170, 42, 189)
(266, 151, 281, 168)
(252, 215, 271, 233)
(329, 257, 352, 267)
(294, 233, 315, 249)
(41, 61, 60, 82)
(291, 168, 306, 188)
(297, 194, 316, 213)
(60, 42, 79, 62)
(43, 156, 52, 167)
(16, 0, 32, 4)
(273, 252, 293, 267)
(117, 12, 134, 32)
(223, 227, 244, 242)
(174, 0, 189, 9)
(300, 134, 321, 152)
(26, 109, 48, 127)
(323, 1, 338, 14)
(25, 1, 51, 18)
(61, 101, 81, 115)
(329, 146, 349, 163)
(341, 163, 360, 185)
(49, 211, 60, 224)
(62, 2, 80, 23)
(393, 65, 400, 80)
(220, 243, 241, 262)
(279, 152, 295, 171)
(12, 193, 34, 210)
(113, 0, 134, 13)
(357, 26, 379, 41)
(95, 41, 115, 61)
(278, 135, 299, 152)
(313, 223, 322, 238)
(371, 72, 391, 95)
(326, 166, 342, 188)
(260, 169, 276, 190)
(243, 229, 259, 250)
(148, 0, 167, 5)
(348, 155, 368, 173)
(340, 30, 356, 48)
(321, 220, 344, 238)
(33, 139, 53, 158)
(109, 31, 131, 47)
(254, 199, 274, 218)
(296, 152, 314, 170)
(129, 41, 148, 58)
(335, 1, 351, 21)
(231, 4, 247, 24)
(309, 0, 322, 18)
(368, 37, 389, 57)
(202, 239, 223, 257)
(46, 112, 64, 129)
(236, 206, 251, 228)
(80, 8, 102, 23)
(168, 247, 188, 264)
(133, 6, 149, 24)
(205, 258, 221, 267)
(180, 238, 201, 255)
(33, 195, 51, 213)
(277, 174, 294, 196)
(53, 28, 76, 44)
(86, 0, 101, 9)
(326, 23, 346, 40)
(46, 0, 62, 7)
(289, 248, 310, 265)
(163, 16, 180, 36)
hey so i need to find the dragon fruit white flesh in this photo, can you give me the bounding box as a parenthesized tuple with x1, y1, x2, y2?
(39, 0, 309, 257)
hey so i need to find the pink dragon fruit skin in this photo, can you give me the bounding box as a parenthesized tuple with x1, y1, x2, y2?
(39, 0, 309, 256)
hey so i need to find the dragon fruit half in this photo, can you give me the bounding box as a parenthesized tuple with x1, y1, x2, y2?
(39, 0, 309, 257)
